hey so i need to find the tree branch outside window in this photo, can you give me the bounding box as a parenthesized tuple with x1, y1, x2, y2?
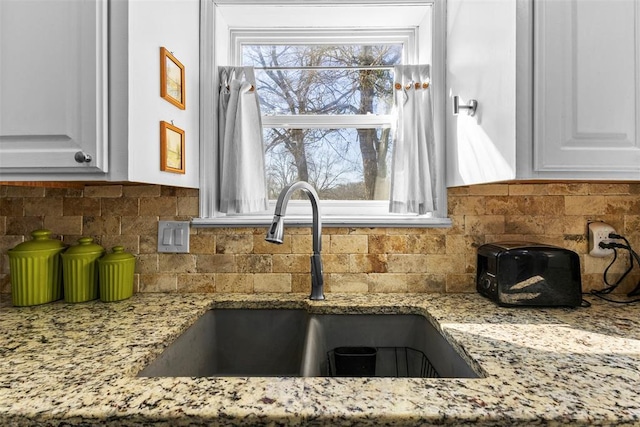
(242, 43, 401, 201)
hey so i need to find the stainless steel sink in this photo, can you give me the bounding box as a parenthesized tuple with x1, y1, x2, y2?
(138, 309, 480, 378)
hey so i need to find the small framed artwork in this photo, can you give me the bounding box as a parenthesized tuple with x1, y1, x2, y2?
(160, 121, 185, 174)
(160, 47, 185, 110)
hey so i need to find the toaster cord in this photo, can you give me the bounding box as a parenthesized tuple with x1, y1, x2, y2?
(591, 235, 640, 303)
(599, 240, 633, 294)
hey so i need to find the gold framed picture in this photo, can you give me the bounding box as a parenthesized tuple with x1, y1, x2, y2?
(160, 121, 185, 174)
(160, 47, 185, 110)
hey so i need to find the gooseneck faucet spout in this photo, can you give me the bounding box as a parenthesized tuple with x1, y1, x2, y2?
(265, 181, 324, 300)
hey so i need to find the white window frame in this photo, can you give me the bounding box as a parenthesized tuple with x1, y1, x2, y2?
(194, 0, 450, 228)
(236, 29, 409, 217)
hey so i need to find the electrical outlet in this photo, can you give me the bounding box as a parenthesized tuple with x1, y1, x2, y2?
(588, 221, 616, 257)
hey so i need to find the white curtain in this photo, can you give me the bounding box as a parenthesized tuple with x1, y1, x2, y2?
(218, 66, 268, 214)
(389, 64, 437, 215)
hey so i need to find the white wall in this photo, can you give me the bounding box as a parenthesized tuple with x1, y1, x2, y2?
(128, 0, 200, 188)
(446, 0, 517, 187)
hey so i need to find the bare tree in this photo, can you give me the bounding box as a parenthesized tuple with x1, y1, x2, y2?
(244, 43, 400, 199)
(354, 46, 396, 199)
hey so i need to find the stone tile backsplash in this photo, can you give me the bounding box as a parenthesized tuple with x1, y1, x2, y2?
(1, 182, 640, 296)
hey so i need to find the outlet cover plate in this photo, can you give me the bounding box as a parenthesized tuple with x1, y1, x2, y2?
(158, 220, 190, 253)
(588, 221, 615, 257)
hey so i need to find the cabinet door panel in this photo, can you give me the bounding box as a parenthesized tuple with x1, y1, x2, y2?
(445, 0, 518, 187)
(0, 0, 108, 173)
(534, 0, 640, 173)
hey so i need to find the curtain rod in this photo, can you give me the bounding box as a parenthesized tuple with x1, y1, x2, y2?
(254, 65, 395, 71)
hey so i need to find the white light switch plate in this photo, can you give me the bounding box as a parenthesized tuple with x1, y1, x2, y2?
(157, 221, 190, 253)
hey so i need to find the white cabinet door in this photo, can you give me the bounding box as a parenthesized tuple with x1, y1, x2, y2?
(445, 0, 521, 187)
(534, 0, 640, 178)
(0, 0, 108, 173)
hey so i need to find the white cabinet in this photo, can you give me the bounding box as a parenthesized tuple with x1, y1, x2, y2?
(446, 0, 640, 186)
(0, 0, 108, 173)
(445, 0, 522, 187)
(533, 0, 640, 179)
(0, 0, 201, 188)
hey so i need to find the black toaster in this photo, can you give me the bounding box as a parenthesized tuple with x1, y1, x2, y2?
(476, 242, 582, 307)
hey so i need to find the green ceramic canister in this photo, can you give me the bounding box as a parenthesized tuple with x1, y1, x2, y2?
(7, 229, 66, 306)
(61, 237, 104, 303)
(98, 246, 135, 302)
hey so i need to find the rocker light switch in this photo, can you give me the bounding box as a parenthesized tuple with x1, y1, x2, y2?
(158, 221, 190, 253)
(162, 228, 173, 245)
(175, 228, 184, 245)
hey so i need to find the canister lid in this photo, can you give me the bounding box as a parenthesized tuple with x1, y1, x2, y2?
(64, 237, 104, 256)
(9, 229, 65, 253)
(99, 246, 135, 263)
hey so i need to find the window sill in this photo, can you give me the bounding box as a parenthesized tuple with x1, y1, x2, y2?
(191, 215, 452, 228)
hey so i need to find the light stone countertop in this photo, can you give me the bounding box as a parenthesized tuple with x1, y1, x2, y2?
(1, 292, 640, 426)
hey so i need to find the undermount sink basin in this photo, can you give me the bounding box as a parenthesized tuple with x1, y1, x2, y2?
(138, 309, 480, 379)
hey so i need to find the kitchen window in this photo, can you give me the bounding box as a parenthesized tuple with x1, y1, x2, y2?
(195, 0, 449, 228)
